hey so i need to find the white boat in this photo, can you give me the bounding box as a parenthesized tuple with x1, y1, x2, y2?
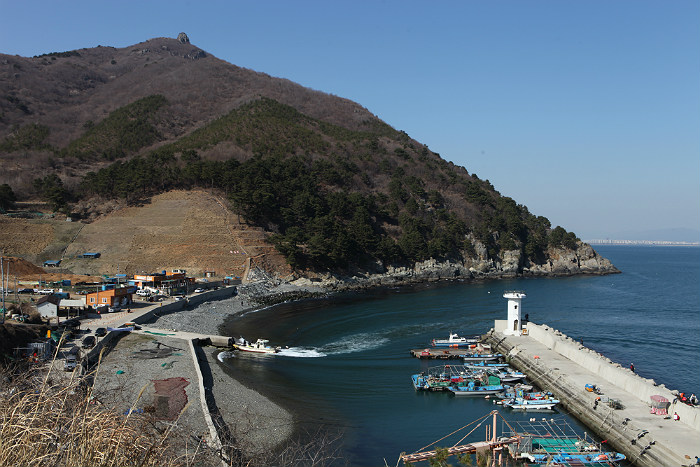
(502, 395, 560, 410)
(464, 361, 510, 369)
(461, 352, 503, 362)
(488, 368, 526, 383)
(233, 338, 280, 354)
(432, 332, 479, 348)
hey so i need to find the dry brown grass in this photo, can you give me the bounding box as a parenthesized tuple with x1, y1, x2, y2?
(0, 350, 199, 467)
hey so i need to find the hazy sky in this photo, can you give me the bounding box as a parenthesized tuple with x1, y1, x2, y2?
(2, 1, 698, 240)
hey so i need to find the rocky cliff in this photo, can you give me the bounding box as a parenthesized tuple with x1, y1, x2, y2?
(288, 241, 618, 291)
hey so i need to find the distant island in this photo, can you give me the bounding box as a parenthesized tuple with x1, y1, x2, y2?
(585, 239, 699, 246)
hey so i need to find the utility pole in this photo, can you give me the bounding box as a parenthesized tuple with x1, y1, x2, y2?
(1, 256, 5, 324)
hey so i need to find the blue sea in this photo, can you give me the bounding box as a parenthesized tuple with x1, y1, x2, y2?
(217, 245, 700, 465)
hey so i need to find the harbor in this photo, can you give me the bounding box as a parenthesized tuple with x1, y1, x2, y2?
(477, 292, 700, 466)
(399, 290, 700, 466)
(54, 244, 695, 466)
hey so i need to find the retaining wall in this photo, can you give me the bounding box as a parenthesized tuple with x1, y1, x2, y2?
(505, 321, 699, 431)
(187, 338, 225, 463)
(132, 286, 237, 325)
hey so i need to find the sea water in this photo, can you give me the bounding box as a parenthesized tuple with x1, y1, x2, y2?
(217, 245, 700, 465)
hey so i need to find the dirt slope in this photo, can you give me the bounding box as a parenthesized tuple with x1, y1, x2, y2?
(1, 190, 290, 279)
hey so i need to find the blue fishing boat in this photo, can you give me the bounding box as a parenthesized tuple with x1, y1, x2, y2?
(463, 361, 510, 369)
(448, 380, 505, 397)
(508, 419, 626, 466)
(523, 450, 626, 464)
(412, 365, 479, 391)
(500, 386, 560, 410)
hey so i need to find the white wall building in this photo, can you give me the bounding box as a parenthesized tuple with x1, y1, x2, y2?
(502, 291, 526, 335)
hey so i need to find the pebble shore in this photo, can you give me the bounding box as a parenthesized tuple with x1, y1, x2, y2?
(139, 281, 327, 456)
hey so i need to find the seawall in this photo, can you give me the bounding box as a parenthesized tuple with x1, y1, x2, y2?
(132, 286, 237, 325)
(485, 321, 700, 467)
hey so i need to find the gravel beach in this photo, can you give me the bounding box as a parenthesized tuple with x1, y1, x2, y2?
(92, 281, 327, 464)
(201, 346, 294, 456)
(146, 281, 327, 336)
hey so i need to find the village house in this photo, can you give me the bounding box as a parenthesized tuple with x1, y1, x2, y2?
(132, 270, 193, 295)
(85, 286, 134, 309)
(36, 294, 61, 319)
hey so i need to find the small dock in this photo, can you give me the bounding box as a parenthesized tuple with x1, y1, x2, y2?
(410, 348, 467, 359)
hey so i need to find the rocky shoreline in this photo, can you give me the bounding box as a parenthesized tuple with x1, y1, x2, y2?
(289, 241, 619, 291)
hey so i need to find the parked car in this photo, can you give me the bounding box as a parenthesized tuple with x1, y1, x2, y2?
(18, 288, 35, 294)
(174, 296, 185, 301)
(95, 327, 107, 337)
(136, 289, 151, 297)
(39, 289, 54, 295)
(108, 305, 121, 313)
(64, 354, 78, 372)
(193, 288, 205, 293)
(82, 336, 96, 349)
(94, 304, 109, 314)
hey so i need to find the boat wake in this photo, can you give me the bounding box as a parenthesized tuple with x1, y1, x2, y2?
(219, 331, 392, 359)
(277, 347, 326, 358)
(279, 332, 391, 358)
(217, 350, 236, 361)
(318, 333, 390, 355)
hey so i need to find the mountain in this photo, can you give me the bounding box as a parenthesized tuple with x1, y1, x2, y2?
(0, 36, 617, 279)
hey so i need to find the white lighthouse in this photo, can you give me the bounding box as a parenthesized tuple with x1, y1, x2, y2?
(503, 291, 526, 335)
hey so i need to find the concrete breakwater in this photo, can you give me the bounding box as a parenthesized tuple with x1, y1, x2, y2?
(485, 321, 700, 467)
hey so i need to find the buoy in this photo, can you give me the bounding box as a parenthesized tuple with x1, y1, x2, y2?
(534, 355, 540, 359)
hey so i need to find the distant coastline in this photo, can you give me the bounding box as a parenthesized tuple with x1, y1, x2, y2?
(586, 239, 699, 246)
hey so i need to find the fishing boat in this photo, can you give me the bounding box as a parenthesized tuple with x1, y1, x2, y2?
(431, 332, 479, 348)
(448, 379, 506, 397)
(500, 386, 559, 410)
(463, 361, 510, 369)
(233, 337, 280, 354)
(461, 352, 504, 362)
(412, 365, 479, 391)
(502, 396, 560, 410)
(508, 419, 626, 465)
(494, 383, 536, 399)
(400, 411, 626, 467)
(522, 450, 626, 465)
(487, 368, 526, 383)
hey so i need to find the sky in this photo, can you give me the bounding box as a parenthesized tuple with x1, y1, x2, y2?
(1, 1, 698, 241)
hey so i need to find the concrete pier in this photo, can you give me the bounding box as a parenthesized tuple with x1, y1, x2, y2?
(484, 320, 700, 467)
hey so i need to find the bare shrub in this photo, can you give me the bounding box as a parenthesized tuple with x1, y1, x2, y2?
(0, 358, 195, 467)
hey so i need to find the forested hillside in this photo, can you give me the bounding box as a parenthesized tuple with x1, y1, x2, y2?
(0, 36, 602, 276)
